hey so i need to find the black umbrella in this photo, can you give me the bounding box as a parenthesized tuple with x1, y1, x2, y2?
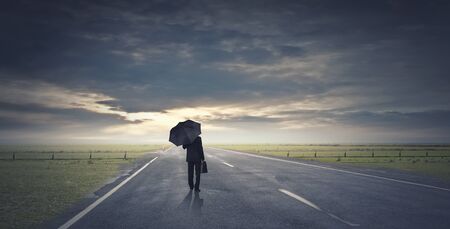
(169, 120, 201, 146)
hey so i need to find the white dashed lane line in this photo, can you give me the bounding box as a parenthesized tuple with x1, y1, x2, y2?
(222, 162, 234, 167)
(212, 148, 450, 192)
(279, 189, 360, 227)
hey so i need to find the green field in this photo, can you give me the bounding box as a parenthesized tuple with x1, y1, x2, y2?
(212, 144, 450, 180)
(0, 145, 164, 229)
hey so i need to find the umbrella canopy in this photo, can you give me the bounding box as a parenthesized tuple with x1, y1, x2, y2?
(169, 120, 201, 146)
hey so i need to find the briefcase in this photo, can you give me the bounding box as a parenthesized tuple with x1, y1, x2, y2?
(201, 161, 208, 173)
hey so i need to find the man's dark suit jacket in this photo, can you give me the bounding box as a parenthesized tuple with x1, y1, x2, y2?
(182, 136, 205, 162)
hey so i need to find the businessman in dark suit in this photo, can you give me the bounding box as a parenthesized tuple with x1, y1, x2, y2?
(182, 136, 205, 192)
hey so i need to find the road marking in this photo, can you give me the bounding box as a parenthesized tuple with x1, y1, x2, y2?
(279, 189, 359, 227)
(212, 148, 450, 192)
(327, 213, 360, 227)
(58, 157, 159, 229)
(278, 189, 321, 210)
(222, 162, 234, 167)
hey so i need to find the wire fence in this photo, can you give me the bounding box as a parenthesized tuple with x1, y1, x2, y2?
(264, 150, 450, 159)
(0, 151, 157, 160)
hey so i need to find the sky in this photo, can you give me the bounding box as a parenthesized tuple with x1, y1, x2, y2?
(0, 0, 449, 144)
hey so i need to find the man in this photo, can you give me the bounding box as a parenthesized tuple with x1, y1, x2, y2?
(182, 136, 205, 192)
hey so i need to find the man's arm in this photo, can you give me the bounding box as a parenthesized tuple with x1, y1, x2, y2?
(198, 137, 205, 161)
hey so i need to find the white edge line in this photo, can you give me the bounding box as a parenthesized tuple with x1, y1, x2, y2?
(58, 157, 159, 229)
(222, 162, 234, 167)
(279, 189, 359, 227)
(210, 147, 450, 192)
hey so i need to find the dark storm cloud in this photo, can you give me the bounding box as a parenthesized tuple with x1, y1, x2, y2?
(0, 102, 130, 127)
(276, 46, 306, 57)
(1, 0, 450, 142)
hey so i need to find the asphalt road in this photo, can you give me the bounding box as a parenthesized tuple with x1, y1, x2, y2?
(51, 147, 450, 229)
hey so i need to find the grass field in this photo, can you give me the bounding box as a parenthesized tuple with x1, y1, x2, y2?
(0, 145, 164, 229)
(212, 144, 450, 180)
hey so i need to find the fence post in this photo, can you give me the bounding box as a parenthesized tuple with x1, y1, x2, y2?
(399, 151, 401, 158)
(426, 152, 428, 157)
(89, 152, 92, 159)
(13, 152, 15, 160)
(314, 151, 317, 158)
(287, 151, 290, 157)
(372, 151, 374, 158)
(344, 151, 347, 157)
(124, 152, 127, 160)
(52, 153, 55, 160)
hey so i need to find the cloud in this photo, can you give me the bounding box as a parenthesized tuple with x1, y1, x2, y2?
(0, 79, 126, 117)
(110, 43, 194, 64)
(216, 53, 338, 81)
(2, 76, 449, 142)
(1, 0, 450, 143)
(0, 79, 265, 134)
